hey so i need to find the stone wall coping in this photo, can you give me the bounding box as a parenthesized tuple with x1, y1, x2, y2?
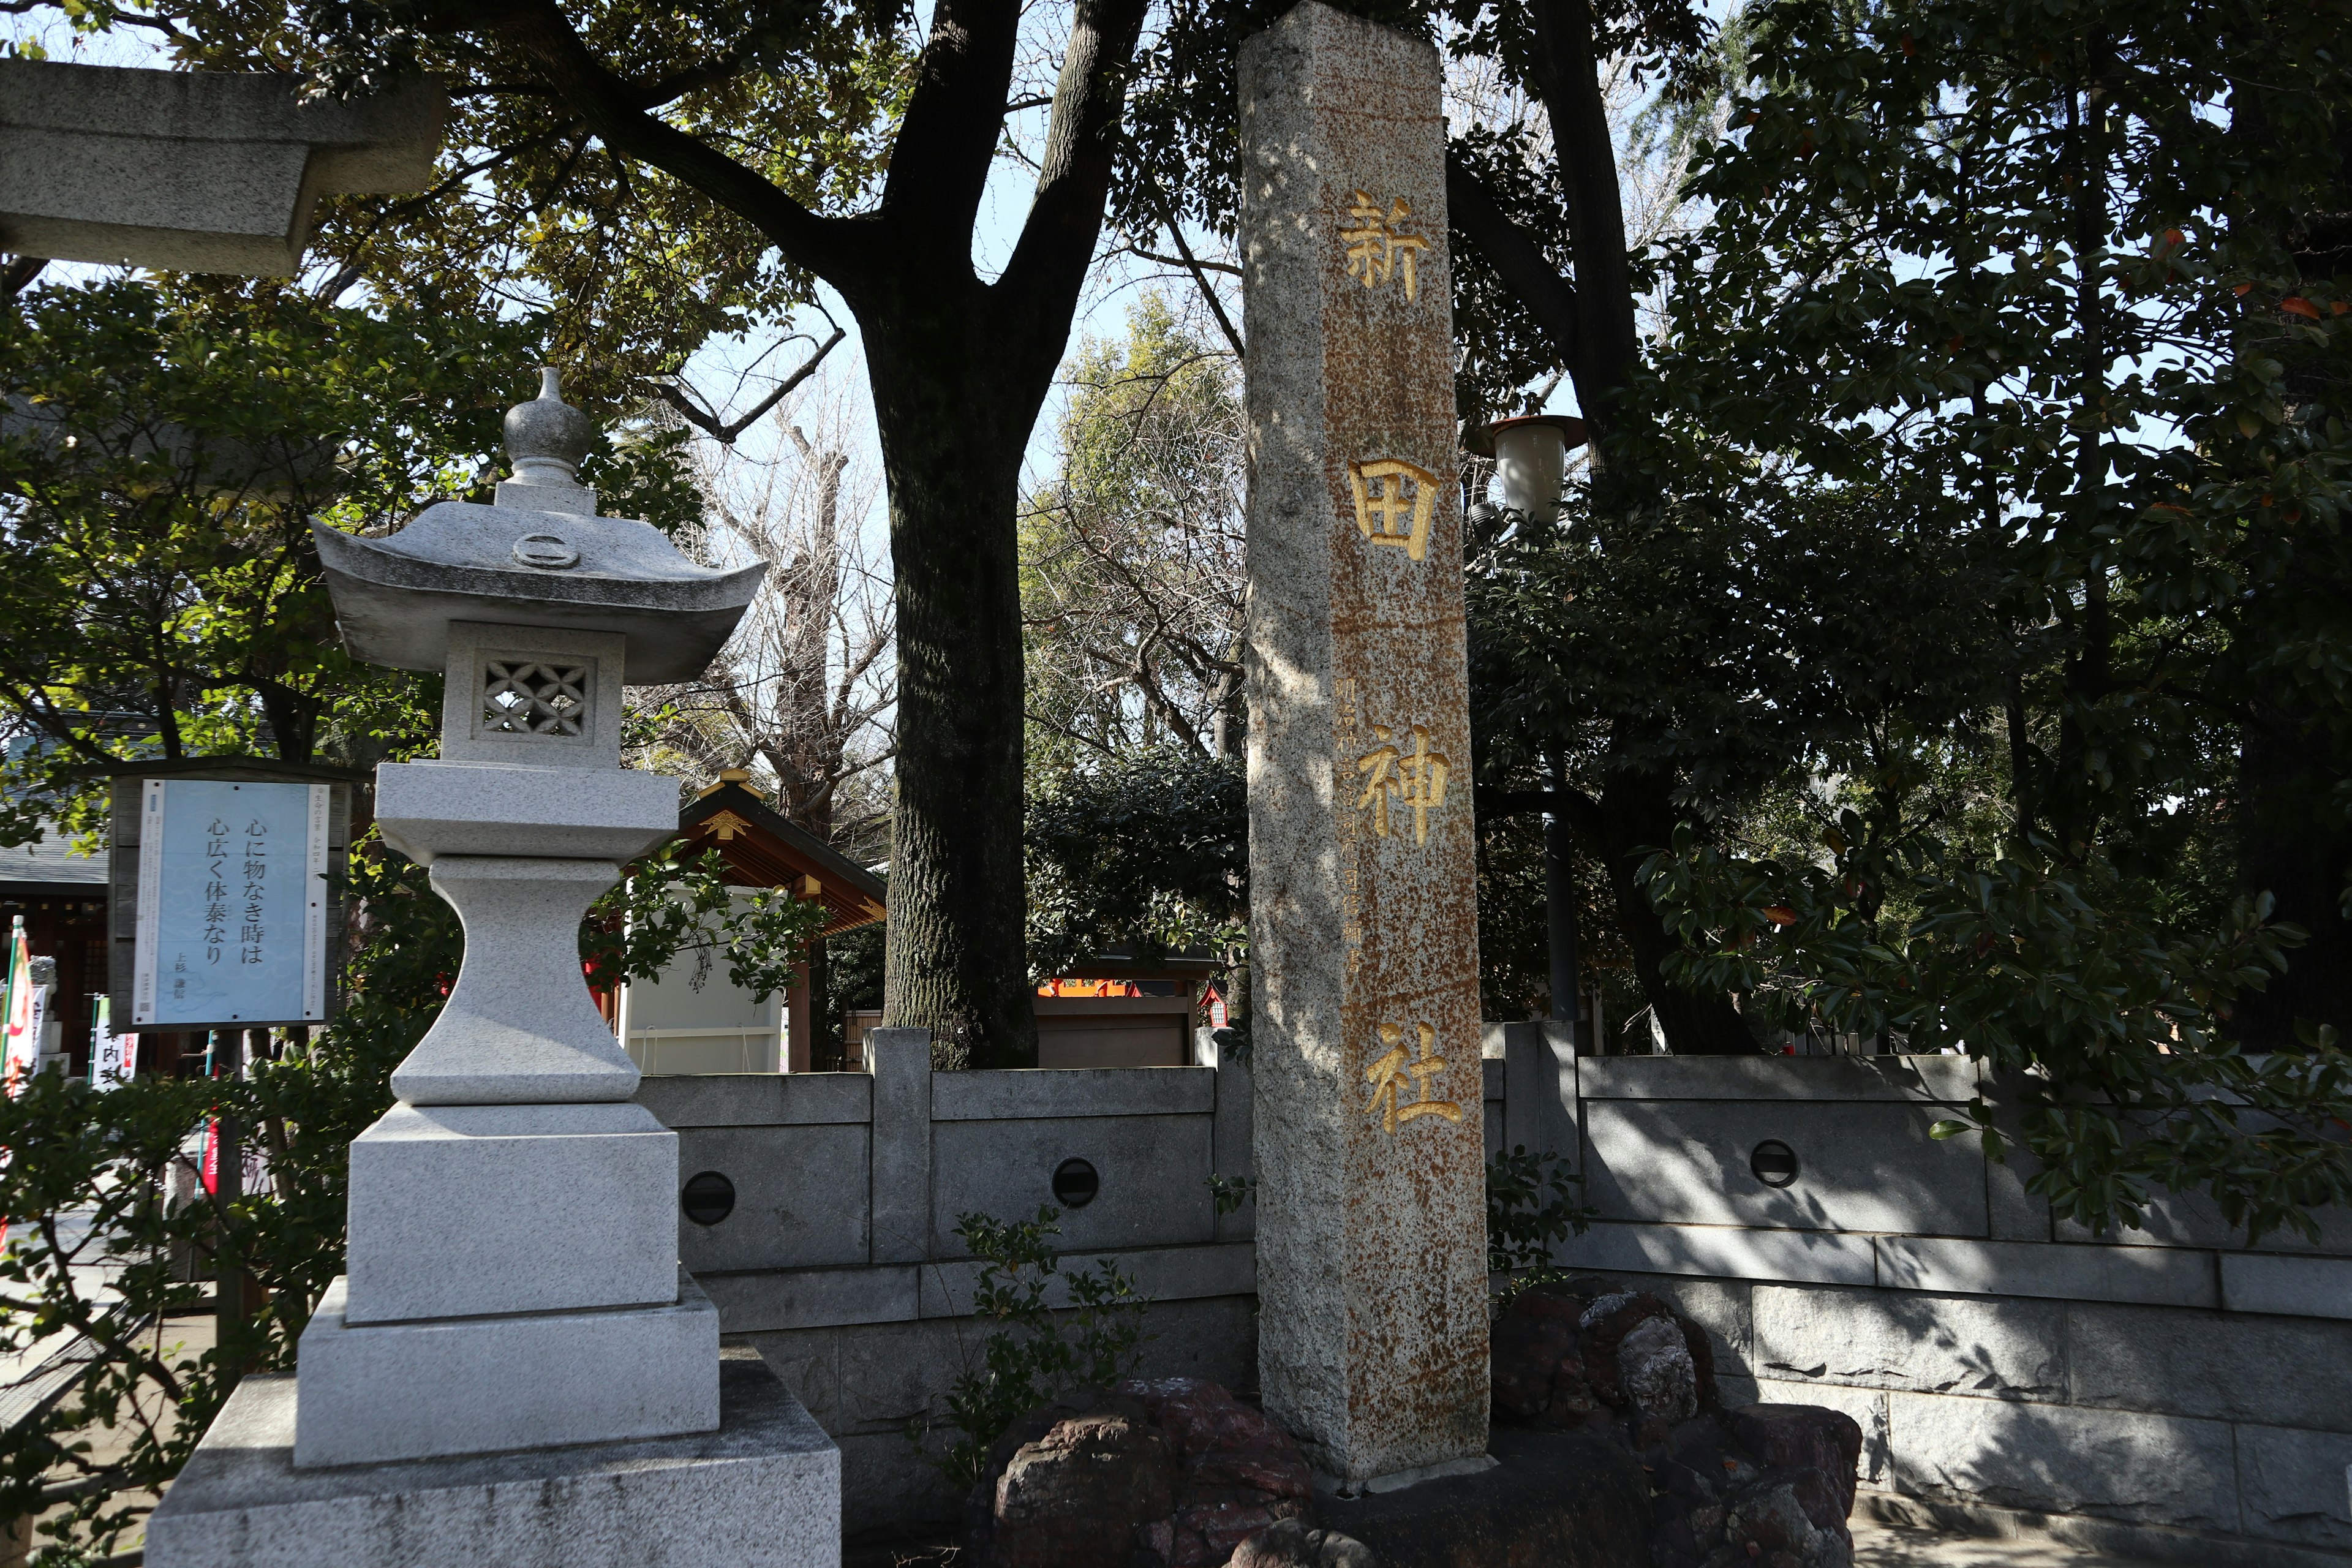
(693, 1242, 1257, 1335)
(2220, 1252, 2352, 1319)
(1577, 1055, 1980, 1102)
(1559, 1220, 2352, 1321)
(636, 1071, 871, 1128)
(929, 1065, 1213, 1121)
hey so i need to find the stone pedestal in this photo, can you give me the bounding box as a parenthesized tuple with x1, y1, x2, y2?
(1238, 0, 1491, 1491)
(146, 1348, 837, 1568)
(144, 370, 836, 1568)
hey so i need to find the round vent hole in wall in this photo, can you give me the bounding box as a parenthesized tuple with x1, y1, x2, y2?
(1052, 1158, 1099, 1210)
(1749, 1140, 1800, 1189)
(681, 1170, 736, 1226)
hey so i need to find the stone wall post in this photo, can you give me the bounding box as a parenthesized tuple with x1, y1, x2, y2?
(865, 1026, 934, 1263)
(1238, 0, 1490, 1489)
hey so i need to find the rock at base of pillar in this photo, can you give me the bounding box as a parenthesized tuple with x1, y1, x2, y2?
(1312, 1427, 1650, 1568)
(147, 1347, 836, 1568)
(292, 1272, 718, 1468)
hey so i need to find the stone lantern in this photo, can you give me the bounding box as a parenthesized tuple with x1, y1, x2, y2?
(145, 372, 838, 1568)
(293, 365, 765, 1461)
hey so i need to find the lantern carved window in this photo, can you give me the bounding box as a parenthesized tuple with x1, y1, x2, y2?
(481, 659, 589, 737)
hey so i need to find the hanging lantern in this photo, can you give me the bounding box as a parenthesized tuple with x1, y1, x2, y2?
(1466, 413, 1589, 524)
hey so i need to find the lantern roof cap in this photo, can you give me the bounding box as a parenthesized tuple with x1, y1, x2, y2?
(314, 367, 760, 684)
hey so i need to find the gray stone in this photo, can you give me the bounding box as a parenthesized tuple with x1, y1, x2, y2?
(0, 59, 442, 276)
(1977, 1071, 2054, 1243)
(2056, 1187, 2352, 1254)
(498, 367, 598, 510)
(2220, 1251, 2352, 1322)
(930, 1111, 1215, 1256)
(373, 760, 677, 864)
(1577, 1055, 1979, 1103)
(1877, 1237, 2219, 1309)
(865, 1027, 932, 1263)
(701, 1263, 921, 1334)
(145, 1349, 835, 1568)
(292, 1273, 718, 1468)
(314, 508, 761, 686)
(1558, 1219, 1878, 1286)
(636, 1068, 873, 1128)
(929, 1063, 1214, 1119)
(385, 855, 644, 1106)
(918, 1242, 1256, 1318)
(1581, 1099, 1989, 1236)
(1885, 1390, 2240, 1532)
(1201, 1028, 1258, 1242)
(674, 1121, 871, 1273)
(2064, 1301, 2352, 1429)
(1640, 1275, 1756, 1378)
(344, 1101, 679, 1323)
(1240, 0, 1487, 1488)
(1494, 1020, 1578, 1167)
(2234, 1422, 2352, 1550)
(1617, 1314, 1698, 1424)
(435, 622, 628, 769)
(1753, 1285, 2065, 1400)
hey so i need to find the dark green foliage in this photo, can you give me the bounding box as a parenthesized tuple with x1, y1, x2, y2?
(1621, 0, 2352, 1238)
(1025, 749, 1247, 979)
(0, 277, 699, 841)
(922, 1207, 1152, 1491)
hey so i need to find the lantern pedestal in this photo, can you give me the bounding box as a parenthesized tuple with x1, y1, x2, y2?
(145, 1348, 836, 1568)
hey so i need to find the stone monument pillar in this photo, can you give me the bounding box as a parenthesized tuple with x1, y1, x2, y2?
(145, 373, 839, 1568)
(1238, 1, 1491, 1494)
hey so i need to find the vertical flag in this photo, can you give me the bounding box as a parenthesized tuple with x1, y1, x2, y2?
(2, 917, 35, 1098)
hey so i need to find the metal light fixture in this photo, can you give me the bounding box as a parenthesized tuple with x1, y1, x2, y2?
(1466, 413, 1589, 524)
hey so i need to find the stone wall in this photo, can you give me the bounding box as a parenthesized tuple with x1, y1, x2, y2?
(1481, 1027, 2352, 1568)
(633, 1028, 1258, 1539)
(637, 1026, 2351, 1559)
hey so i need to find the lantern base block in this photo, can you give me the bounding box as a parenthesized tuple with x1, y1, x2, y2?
(289, 1272, 718, 1468)
(146, 1345, 835, 1568)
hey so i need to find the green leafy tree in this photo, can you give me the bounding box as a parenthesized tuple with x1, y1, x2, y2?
(920, 1205, 1150, 1491)
(20, 0, 1175, 1068)
(1025, 748, 1246, 982)
(1021, 295, 1246, 773)
(1627, 0, 2352, 1238)
(0, 277, 539, 835)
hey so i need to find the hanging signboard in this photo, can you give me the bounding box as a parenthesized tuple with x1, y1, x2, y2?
(107, 761, 358, 1035)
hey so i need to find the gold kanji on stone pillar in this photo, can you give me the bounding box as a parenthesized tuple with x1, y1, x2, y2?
(1239, 0, 1490, 1493)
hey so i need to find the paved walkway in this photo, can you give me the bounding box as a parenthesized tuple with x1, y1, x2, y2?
(1856, 1520, 2164, 1567)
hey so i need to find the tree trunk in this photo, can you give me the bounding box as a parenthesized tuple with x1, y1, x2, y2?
(862, 287, 1041, 1070)
(1593, 775, 1759, 1055)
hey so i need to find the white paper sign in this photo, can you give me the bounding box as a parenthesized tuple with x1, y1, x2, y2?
(91, 997, 137, 1090)
(133, 780, 330, 1028)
